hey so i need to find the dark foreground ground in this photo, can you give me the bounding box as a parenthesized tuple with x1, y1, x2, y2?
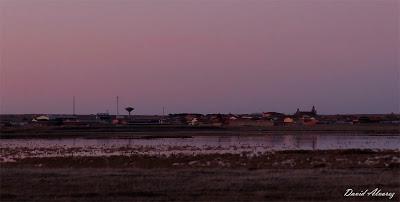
(1, 150, 399, 202)
(1, 168, 399, 202)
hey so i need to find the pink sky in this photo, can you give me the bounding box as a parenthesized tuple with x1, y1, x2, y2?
(1, 0, 399, 115)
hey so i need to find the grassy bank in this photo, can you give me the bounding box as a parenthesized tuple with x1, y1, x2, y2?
(1, 168, 399, 201)
(1, 149, 399, 201)
(1, 124, 399, 139)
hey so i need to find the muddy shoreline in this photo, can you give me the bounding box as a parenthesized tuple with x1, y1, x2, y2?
(1, 149, 399, 201)
(2, 150, 399, 169)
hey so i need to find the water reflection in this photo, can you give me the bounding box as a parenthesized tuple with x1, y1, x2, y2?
(1, 134, 399, 150)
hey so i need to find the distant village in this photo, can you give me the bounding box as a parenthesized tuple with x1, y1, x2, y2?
(1, 106, 399, 128)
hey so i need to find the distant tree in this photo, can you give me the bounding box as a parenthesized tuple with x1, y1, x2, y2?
(125, 107, 134, 116)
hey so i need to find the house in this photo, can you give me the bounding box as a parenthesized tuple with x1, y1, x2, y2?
(33, 115, 50, 121)
(262, 112, 285, 119)
(357, 116, 381, 124)
(228, 118, 273, 127)
(293, 106, 319, 126)
(294, 106, 318, 118)
(228, 114, 239, 120)
(189, 118, 199, 126)
(31, 115, 51, 126)
(48, 115, 77, 122)
(299, 116, 318, 126)
(96, 113, 112, 123)
(168, 113, 204, 125)
(283, 117, 295, 125)
(48, 115, 79, 126)
(205, 114, 227, 125)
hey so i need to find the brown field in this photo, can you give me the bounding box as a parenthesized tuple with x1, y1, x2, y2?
(1, 168, 399, 202)
(1, 150, 399, 202)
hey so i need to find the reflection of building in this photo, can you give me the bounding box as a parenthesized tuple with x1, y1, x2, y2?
(282, 135, 297, 148)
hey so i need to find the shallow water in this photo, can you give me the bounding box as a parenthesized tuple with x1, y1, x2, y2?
(1, 134, 399, 150)
(1, 134, 399, 162)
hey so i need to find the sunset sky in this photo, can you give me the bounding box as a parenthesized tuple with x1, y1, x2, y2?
(1, 0, 399, 115)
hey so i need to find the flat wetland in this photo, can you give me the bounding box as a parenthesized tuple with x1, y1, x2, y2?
(1, 124, 399, 138)
(1, 126, 399, 201)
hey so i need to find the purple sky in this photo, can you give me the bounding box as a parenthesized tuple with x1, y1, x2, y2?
(1, 0, 399, 115)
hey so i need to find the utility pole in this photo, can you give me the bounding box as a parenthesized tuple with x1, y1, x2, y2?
(73, 96, 76, 115)
(116, 96, 119, 116)
(163, 106, 165, 117)
(161, 106, 166, 124)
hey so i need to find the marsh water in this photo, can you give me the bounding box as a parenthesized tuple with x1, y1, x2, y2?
(1, 134, 399, 162)
(1, 134, 400, 150)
